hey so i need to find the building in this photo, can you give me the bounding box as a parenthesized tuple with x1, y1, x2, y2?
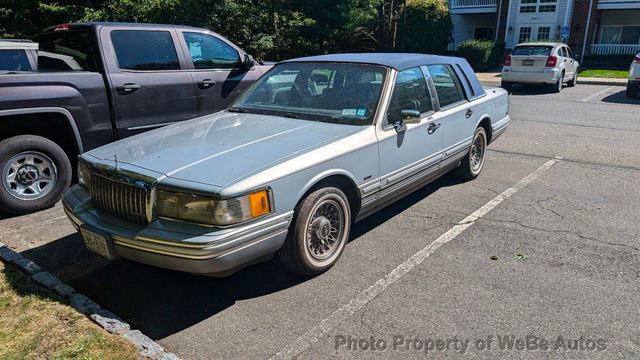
(448, 0, 640, 60)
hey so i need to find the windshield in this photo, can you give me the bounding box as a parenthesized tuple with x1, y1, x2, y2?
(512, 46, 553, 56)
(230, 62, 387, 125)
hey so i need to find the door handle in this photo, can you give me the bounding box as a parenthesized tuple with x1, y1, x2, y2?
(197, 79, 216, 89)
(116, 83, 141, 94)
(465, 109, 473, 119)
(427, 122, 440, 134)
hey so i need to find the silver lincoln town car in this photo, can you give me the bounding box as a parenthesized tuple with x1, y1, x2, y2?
(63, 53, 510, 276)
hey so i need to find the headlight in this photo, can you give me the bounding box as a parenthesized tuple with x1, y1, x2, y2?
(78, 160, 91, 188)
(157, 189, 271, 226)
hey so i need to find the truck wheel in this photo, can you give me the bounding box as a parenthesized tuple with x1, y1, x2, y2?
(0, 135, 72, 214)
(567, 68, 578, 87)
(278, 186, 351, 276)
(500, 81, 513, 93)
(455, 127, 487, 181)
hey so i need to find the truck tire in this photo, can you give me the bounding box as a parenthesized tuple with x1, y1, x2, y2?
(0, 135, 72, 214)
(278, 186, 351, 276)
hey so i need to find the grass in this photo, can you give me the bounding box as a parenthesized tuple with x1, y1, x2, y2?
(0, 262, 140, 360)
(578, 69, 629, 78)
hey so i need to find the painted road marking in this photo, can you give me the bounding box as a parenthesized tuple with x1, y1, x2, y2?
(580, 86, 616, 102)
(271, 158, 561, 360)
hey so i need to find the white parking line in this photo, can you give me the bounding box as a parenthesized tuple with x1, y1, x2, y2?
(580, 86, 616, 102)
(271, 158, 561, 360)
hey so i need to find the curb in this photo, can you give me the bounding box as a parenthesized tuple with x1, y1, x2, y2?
(0, 242, 179, 360)
(576, 78, 627, 86)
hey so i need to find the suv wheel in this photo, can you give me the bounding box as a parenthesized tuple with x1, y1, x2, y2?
(278, 186, 351, 276)
(0, 135, 72, 214)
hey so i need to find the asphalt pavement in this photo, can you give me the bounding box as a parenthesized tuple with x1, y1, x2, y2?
(1, 83, 639, 359)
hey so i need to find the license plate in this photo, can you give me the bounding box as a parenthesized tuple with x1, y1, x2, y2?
(80, 227, 113, 260)
(522, 59, 534, 66)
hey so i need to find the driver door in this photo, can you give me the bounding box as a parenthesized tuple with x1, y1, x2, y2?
(376, 67, 443, 199)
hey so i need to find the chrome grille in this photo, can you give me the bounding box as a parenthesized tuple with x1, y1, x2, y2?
(90, 174, 149, 225)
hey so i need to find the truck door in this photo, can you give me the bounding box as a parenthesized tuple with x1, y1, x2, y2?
(177, 30, 262, 115)
(101, 27, 198, 138)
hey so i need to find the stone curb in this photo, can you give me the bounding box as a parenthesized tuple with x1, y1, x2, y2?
(576, 78, 627, 86)
(0, 241, 179, 360)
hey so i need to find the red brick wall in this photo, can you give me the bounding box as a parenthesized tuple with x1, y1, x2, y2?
(496, 0, 511, 42)
(568, 0, 601, 58)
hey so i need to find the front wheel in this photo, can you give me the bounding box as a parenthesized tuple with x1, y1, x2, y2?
(455, 127, 487, 181)
(0, 135, 72, 214)
(278, 187, 351, 276)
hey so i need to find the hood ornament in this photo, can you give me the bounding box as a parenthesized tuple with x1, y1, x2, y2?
(114, 154, 119, 171)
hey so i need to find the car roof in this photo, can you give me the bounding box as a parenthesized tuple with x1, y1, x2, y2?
(42, 22, 209, 32)
(516, 42, 565, 47)
(0, 40, 38, 49)
(282, 53, 470, 72)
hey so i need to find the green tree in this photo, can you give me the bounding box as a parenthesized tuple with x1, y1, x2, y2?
(397, 0, 452, 54)
(0, 0, 85, 39)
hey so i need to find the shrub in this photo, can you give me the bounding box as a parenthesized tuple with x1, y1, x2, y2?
(457, 39, 505, 71)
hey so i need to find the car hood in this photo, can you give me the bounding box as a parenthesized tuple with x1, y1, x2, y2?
(87, 111, 364, 187)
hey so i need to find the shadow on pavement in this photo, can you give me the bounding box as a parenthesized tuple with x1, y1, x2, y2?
(19, 173, 464, 340)
(508, 84, 555, 95)
(601, 90, 640, 105)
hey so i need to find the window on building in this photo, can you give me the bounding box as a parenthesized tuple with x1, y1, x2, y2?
(538, 5, 556, 12)
(519, 5, 536, 13)
(518, 27, 532, 43)
(537, 26, 551, 40)
(520, 0, 536, 3)
(474, 27, 495, 40)
(600, 26, 640, 44)
(540, 0, 557, 3)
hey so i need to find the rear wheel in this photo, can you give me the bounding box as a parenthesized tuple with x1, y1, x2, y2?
(278, 186, 351, 276)
(567, 68, 578, 87)
(455, 127, 487, 181)
(0, 135, 71, 214)
(550, 73, 563, 93)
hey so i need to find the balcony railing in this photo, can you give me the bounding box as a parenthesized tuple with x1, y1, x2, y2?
(591, 44, 640, 55)
(451, 0, 497, 8)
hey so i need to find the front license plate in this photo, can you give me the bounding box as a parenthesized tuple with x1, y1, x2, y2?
(522, 59, 534, 66)
(80, 227, 113, 260)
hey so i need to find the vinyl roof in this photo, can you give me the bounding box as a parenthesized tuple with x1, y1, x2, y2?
(283, 53, 470, 71)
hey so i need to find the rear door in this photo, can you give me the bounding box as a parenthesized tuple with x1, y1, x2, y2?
(562, 46, 577, 77)
(101, 26, 198, 138)
(510, 45, 553, 73)
(177, 30, 263, 115)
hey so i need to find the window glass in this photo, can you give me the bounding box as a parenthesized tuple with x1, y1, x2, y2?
(538, 5, 556, 12)
(518, 27, 532, 43)
(111, 30, 179, 71)
(427, 64, 464, 108)
(537, 27, 551, 40)
(182, 32, 240, 69)
(474, 27, 495, 40)
(39, 30, 96, 71)
(519, 6, 536, 13)
(386, 67, 432, 124)
(600, 26, 621, 44)
(620, 26, 640, 44)
(512, 45, 552, 56)
(559, 47, 567, 57)
(232, 62, 386, 125)
(0, 50, 31, 71)
(566, 47, 573, 58)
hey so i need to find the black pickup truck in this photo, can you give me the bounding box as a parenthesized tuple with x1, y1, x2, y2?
(0, 22, 271, 214)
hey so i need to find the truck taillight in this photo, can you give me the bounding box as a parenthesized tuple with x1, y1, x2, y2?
(546, 55, 557, 67)
(634, 55, 640, 64)
(54, 23, 71, 31)
(504, 55, 511, 66)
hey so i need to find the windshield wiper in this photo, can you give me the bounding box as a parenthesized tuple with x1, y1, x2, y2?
(227, 107, 246, 113)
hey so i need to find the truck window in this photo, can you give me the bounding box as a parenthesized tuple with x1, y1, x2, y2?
(39, 30, 96, 71)
(427, 64, 464, 108)
(0, 50, 31, 71)
(111, 30, 179, 71)
(183, 32, 240, 69)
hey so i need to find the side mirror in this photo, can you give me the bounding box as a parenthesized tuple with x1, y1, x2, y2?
(393, 109, 421, 133)
(242, 54, 255, 69)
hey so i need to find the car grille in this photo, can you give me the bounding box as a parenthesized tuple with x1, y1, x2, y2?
(90, 174, 150, 225)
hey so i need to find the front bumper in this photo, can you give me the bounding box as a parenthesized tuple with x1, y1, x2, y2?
(501, 67, 560, 84)
(62, 185, 293, 275)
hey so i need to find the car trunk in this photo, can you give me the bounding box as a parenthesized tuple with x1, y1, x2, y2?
(510, 45, 553, 73)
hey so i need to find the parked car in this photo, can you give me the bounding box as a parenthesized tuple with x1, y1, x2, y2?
(0, 23, 271, 214)
(627, 52, 640, 98)
(0, 39, 38, 72)
(62, 53, 511, 277)
(501, 42, 579, 93)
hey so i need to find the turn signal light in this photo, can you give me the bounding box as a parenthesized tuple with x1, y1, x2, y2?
(546, 55, 557, 67)
(249, 190, 270, 217)
(504, 55, 512, 66)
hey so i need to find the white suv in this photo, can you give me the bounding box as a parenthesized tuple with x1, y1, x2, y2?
(501, 42, 579, 93)
(627, 52, 640, 98)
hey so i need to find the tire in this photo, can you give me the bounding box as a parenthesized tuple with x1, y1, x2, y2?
(0, 135, 72, 214)
(501, 80, 513, 93)
(455, 127, 487, 181)
(627, 84, 633, 98)
(567, 68, 578, 87)
(550, 73, 563, 93)
(277, 186, 351, 276)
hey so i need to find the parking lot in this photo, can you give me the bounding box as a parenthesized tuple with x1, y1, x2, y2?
(2, 83, 639, 359)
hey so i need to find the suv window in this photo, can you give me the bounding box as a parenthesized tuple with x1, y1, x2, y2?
(427, 64, 464, 108)
(0, 50, 31, 71)
(566, 47, 573, 58)
(111, 30, 179, 71)
(558, 47, 567, 57)
(387, 67, 432, 124)
(183, 32, 240, 69)
(39, 30, 96, 71)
